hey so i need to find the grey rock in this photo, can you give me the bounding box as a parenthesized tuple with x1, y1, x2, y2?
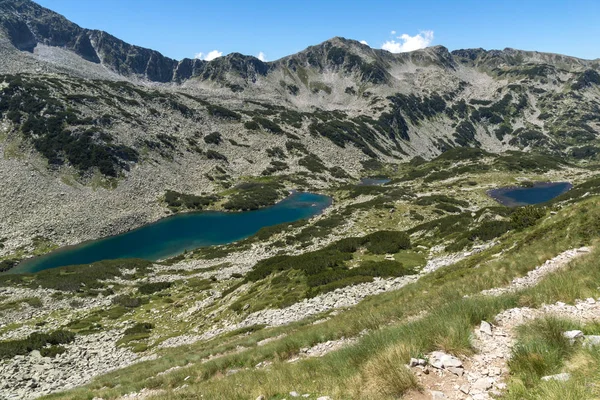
(472, 377, 493, 391)
(541, 373, 571, 382)
(29, 350, 41, 359)
(439, 353, 462, 368)
(447, 366, 464, 376)
(479, 321, 493, 336)
(583, 335, 600, 347)
(563, 330, 583, 341)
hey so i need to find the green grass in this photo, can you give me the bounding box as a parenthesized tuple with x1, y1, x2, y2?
(0, 258, 153, 293)
(40, 196, 600, 400)
(0, 297, 42, 312)
(508, 317, 579, 387)
(503, 319, 600, 399)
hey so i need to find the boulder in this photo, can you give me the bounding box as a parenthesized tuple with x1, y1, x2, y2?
(472, 377, 493, 391)
(479, 321, 493, 336)
(563, 330, 583, 342)
(409, 357, 427, 367)
(584, 335, 600, 348)
(429, 351, 463, 369)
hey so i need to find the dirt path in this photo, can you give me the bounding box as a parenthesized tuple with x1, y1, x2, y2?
(408, 247, 596, 400)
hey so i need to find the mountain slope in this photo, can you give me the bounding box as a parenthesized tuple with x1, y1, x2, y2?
(0, 0, 599, 263)
(2, 2, 600, 399)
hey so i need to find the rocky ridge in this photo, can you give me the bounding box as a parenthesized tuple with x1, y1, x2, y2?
(0, 0, 599, 256)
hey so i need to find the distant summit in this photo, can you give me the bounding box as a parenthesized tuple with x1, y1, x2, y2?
(1, 0, 597, 85)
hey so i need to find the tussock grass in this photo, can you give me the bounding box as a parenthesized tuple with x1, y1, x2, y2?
(504, 326, 600, 399)
(508, 317, 578, 387)
(358, 344, 418, 398)
(42, 198, 600, 399)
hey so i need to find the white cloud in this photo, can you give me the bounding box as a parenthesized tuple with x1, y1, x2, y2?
(360, 40, 369, 45)
(194, 50, 223, 61)
(381, 30, 434, 53)
(390, 30, 396, 35)
(257, 51, 266, 61)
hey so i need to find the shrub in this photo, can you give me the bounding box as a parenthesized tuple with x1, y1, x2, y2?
(24, 297, 42, 308)
(285, 141, 309, 154)
(138, 282, 172, 295)
(251, 117, 283, 134)
(203, 132, 222, 145)
(244, 120, 260, 130)
(468, 220, 512, 241)
(409, 210, 425, 221)
(415, 195, 469, 208)
(206, 149, 228, 162)
(354, 260, 413, 277)
(266, 147, 286, 159)
(262, 161, 289, 175)
(299, 154, 327, 173)
(363, 231, 411, 254)
(0, 259, 18, 273)
(510, 206, 547, 230)
(0, 330, 75, 360)
(123, 322, 154, 336)
(223, 182, 285, 211)
(164, 190, 217, 210)
(330, 166, 352, 179)
(445, 237, 471, 252)
(0, 259, 152, 292)
(436, 203, 462, 213)
(112, 295, 142, 308)
(571, 69, 600, 90)
(118, 323, 154, 349)
(248, 230, 411, 297)
(40, 345, 66, 358)
(207, 105, 241, 120)
(454, 121, 479, 146)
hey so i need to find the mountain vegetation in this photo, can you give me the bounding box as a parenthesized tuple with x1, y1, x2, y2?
(0, 1, 599, 399)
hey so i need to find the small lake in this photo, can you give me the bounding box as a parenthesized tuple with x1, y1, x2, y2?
(12, 192, 332, 274)
(488, 182, 572, 207)
(359, 177, 391, 186)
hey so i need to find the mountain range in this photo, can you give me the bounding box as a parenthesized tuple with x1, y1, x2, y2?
(3, 2, 600, 400)
(0, 0, 599, 253)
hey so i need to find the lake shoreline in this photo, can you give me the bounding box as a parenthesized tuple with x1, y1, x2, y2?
(487, 181, 573, 207)
(10, 192, 333, 275)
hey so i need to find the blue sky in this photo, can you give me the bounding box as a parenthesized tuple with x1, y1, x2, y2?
(36, 0, 600, 61)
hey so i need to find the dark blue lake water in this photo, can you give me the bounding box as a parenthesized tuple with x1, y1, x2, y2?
(359, 178, 391, 186)
(12, 192, 332, 274)
(488, 182, 572, 207)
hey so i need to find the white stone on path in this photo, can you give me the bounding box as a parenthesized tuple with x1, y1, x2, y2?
(480, 321, 493, 336)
